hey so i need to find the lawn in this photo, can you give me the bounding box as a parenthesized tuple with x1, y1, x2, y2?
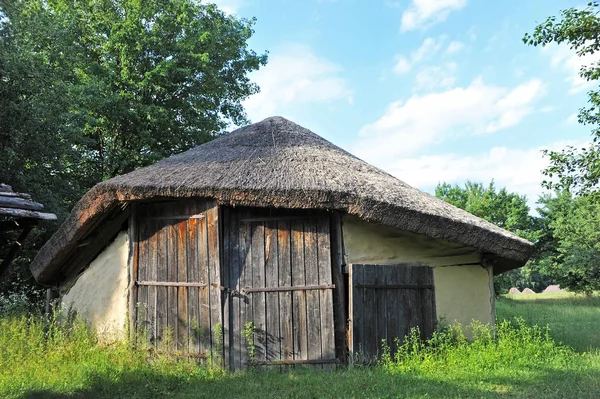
(1, 294, 599, 398)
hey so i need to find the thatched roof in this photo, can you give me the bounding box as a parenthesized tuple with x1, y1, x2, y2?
(31, 116, 534, 284)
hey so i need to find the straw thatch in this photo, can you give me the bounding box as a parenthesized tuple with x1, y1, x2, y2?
(508, 287, 521, 295)
(542, 285, 565, 294)
(30, 116, 534, 284)
(522, 288, 536, 295)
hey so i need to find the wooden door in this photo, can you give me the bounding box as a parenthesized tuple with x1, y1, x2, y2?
(222, 208, 336, 369)
(133, 200, 222, 361)
(349, 264, 436, 362)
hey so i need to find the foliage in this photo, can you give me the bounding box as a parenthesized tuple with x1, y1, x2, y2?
(435, 180, 538, 241)
(524, 2, 600, 195)
(2, 305, 600, 398)
(0, 0, 266, 298)
(435, 180, 552, 293)
(535, 192, 600, 294)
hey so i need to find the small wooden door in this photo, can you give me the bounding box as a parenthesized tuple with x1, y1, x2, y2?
(133, 200, 222, 361)
(349, 264, 436, 361)
(222, 208, 336, 369)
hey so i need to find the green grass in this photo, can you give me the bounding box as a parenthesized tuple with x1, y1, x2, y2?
(496, 292, 600, 352)
(2, 296, 600, 398)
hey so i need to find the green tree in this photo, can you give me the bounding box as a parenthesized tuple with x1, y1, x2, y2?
(435, 181, 551, 293)
(0, 0, 266, 299)
(524, 2, 600, 194)
(537, 192, 600, 294)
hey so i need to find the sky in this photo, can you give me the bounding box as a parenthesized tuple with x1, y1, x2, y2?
(212, 0, 595, 210)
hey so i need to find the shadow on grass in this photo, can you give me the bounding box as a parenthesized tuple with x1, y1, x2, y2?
(15, 363, 600, 399)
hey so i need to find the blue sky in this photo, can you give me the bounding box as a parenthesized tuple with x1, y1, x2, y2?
(213, 0, 595, 209)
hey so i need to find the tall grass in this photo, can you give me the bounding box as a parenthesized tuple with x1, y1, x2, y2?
(1, 302, 600, 398)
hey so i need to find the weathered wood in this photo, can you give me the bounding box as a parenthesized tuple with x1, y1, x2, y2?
(330, 212, 347, 364)
(136, 281, 207, 287)
(167, 208, 179, 351)
(0, 191, 31, 199)
(137, 219, 149, 340)
(197, 202, 210, 357)
(147, 219, 158, 344)
(248, 358, 339, 366)
(349, 264, 436, 361)
(0, 196, 43, 211)
(219, 205, 230, 369)
(303, 218, 322, 368)
(155, 220, 168, 348)
(239, 211, 252, 366)
(264, 220, 281, 363)
(242, 284, 334, 293)
(229, 209, 242, 369)
(0, 207, 56, 220)
(176, 217, 189, 351)
(250, 221, 266, 364)
(291, 219, 307, 364)
(128, 205, 139, 343)
(206, 202, 222, 361)
(187, 202, 200, 356)
(277, 219, 293, 364)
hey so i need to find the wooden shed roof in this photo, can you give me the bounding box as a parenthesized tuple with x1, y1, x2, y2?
(30, 116, 534, 284)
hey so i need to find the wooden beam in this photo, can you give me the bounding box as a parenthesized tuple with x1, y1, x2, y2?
(331, 212, 348, 364)
(0, 226, 33, 279)
(0, 207, 56, 220)
(0, 196, 44, 211)
(0, 192, 32, 200)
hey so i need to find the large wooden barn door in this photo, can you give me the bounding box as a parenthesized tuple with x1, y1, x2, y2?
(222, 208, 336, 369)
(133, 200, 222, 361)
(349, 264, 436, 362)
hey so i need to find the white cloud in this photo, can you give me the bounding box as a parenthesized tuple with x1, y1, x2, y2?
(545, 44, 600, 94)
(209, 0, 245, 14)
(243, 43, 352, 121)
(378, 140, 586, 209)
(401, 0, 467, 32)
(445, 40, 464, 55)
(393, 36, 445, 74)
(355, 78, 545, 162)
(414, 63, 457, 91)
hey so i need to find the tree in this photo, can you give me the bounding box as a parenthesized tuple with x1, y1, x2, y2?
(0, 0, 266, 300)
(435, 181, 551, 293)
(524, 2, 600, 195)
(537, 192, 600, 294)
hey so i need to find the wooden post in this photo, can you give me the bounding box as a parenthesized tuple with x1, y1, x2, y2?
(45, 287, 59, 315)
(330, 212, 347, 364)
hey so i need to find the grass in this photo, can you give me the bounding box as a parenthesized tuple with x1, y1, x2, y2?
(1, 295, 600, 398)
(496, 292, 600, 352)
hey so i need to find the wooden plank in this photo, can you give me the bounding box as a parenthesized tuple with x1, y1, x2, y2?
(220, 206, 230, 370)
(385, 265, 400, 355)
(397, 266, 410, 343)
(251, 221, 267, 364)
(407, 266, 421, 341)
(0, 191, 31, 199)
(248, 358, 338, 366)
(167, 209, 179, 351)
(128, 205, 138, 344)
(176, 215, 189, 352)
(229, 209, 242, 369)
(0, 196, 43, 211)
(330, 213, 346, 364)
(303, 218, 322, 368)
(362, 265, 377, 360)
(197, 202, 210, 357)
(155, 220, 168, 350)
(242, 284, 334, 293)
(277, 220, 293, 365)
(239, 211, 252, 365)
(206, 202, 222, 362)
(350, 264, 363, 361)
(264, 220, 281, 363)
(136, 281, 207, 287)
(137, 219, 149, 342)
(291, 219, 308, 364)
(146, 219, 158, 344)
(375, 265, 387, 357)
(0, 207, 56, 220)
(419, 267, 436, 340)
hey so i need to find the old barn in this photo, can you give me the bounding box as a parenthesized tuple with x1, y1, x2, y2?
(30, 116, 534, 368)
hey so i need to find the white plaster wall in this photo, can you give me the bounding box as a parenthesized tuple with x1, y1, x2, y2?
(433, 265, 494, 326)
(61, 231, 130, 340)
(342, 216, 494, 326)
